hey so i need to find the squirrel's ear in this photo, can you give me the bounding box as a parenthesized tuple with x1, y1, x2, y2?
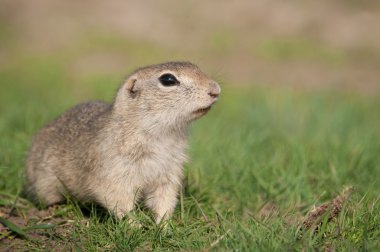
(125, 77, 138, 98)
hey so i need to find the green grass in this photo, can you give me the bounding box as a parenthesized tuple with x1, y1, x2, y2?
(1, 51, 380, 251)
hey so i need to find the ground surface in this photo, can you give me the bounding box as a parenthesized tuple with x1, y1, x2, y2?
(1, 1, 380, 251)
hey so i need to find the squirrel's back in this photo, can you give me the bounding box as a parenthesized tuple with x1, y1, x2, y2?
(28, 101, 111, 155)
(25, 101, 111, 203)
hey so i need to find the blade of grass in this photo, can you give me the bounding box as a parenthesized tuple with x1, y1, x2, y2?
(0, 216, 27, 239)
(24, 223, 56, 231)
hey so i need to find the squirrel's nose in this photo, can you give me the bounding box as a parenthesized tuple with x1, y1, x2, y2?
(208, 82, 221, 98)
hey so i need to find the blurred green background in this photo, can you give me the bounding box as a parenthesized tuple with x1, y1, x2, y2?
(1, 0, 380, 250)
(1, 0, 380, 93)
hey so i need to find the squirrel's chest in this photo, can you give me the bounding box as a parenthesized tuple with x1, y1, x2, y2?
(101, 137, 188, 184)
(137, 139, 188, 180)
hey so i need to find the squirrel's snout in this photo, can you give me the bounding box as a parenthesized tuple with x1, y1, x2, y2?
(208, 82, 221, 99)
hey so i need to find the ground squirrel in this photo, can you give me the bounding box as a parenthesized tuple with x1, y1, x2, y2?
(25, 61, 220, 223)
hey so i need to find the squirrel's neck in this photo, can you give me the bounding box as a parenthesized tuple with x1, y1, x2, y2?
(108, 107, 189, 143)
(93, 110, 188, 163)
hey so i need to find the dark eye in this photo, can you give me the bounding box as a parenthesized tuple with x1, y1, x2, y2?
(159, 73, 179, 86)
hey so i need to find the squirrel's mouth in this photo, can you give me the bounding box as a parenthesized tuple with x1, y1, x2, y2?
(193, 105, 212, 115)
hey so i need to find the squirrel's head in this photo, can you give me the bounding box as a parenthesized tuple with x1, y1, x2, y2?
(115, 61, 220, 134)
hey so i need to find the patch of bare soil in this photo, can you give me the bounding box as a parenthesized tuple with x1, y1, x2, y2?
(258, 202, 279, 220)
(0, 201, 79, 251)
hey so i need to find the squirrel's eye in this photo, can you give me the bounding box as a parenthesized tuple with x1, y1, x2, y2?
(159, 73, 179, 86)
